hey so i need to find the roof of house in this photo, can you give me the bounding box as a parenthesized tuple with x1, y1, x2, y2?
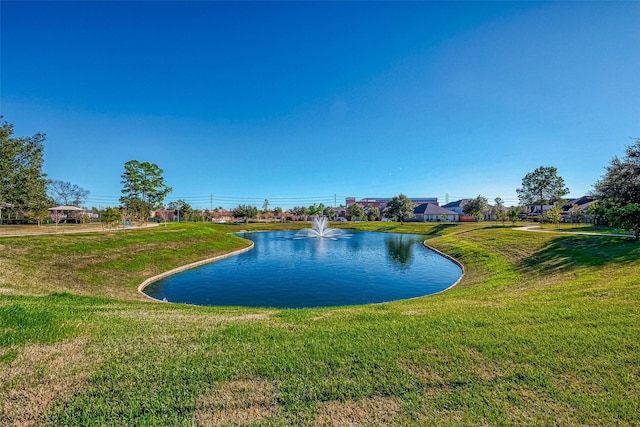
(442, 199, 469, 209)
(48, 206, 83, 211)
(566, 196, 596, 207)
(413, 203, 458, 216)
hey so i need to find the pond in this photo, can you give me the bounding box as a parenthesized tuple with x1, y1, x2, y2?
(143, 231, 463, 308)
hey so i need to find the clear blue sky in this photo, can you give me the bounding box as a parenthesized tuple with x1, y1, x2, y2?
(2, 1, 639, 210)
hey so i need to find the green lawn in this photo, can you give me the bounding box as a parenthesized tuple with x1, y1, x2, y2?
(0, 222, 638, 425)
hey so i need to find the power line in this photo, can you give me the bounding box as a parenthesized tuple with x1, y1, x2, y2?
(84, 193, 524, 209)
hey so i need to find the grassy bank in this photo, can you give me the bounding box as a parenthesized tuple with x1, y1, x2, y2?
(1, 222, 638, 425)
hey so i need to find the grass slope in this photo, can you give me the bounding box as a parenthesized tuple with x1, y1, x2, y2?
(0, 222, 638, 426)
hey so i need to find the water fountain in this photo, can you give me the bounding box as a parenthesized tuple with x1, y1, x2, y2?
(294, 216, 350, 239)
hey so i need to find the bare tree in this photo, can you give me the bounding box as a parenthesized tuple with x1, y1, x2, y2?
(47, 180, 89, 206)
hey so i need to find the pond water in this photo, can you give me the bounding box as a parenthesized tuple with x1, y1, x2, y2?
(143, 231, 462, 308)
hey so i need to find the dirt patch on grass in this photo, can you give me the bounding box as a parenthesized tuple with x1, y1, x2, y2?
(401, 309, 425, 316)
(194, 379, 279, 426)
(464, 347, 506, 382)
(312, 312, 336, 321)
(101, 310, 276, 324)
(0, 223, 159, 237)
(229, 312, 274, 321)
(401, 359, 447, 387)
(314, 396, 402, 426)
(0, 339, 94, 426)
(504, 385, 577, 425)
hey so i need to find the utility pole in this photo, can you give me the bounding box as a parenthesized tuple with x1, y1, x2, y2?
(210, 193, 213, 212)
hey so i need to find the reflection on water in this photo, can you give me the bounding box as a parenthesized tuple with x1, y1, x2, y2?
(386, 234, 416, 267)
(145, 230, 462, 308)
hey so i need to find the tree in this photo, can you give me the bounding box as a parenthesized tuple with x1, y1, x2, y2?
(167, 199, 193, 222)
(102, 207, 121, 231)
(120, 160, 172, 223)
(593, 138, 640, 207)
(508, 207, 521, 225)
(588, 202, 608, 228)
(517, 166, 569, 221)
(272, 207, 283, 222)
(32, 207, 51, 226)
(463, 195, 489, 220)
(547, 204, 564, 226)
(190, 210, 201, 222)
(258, 210, 274, 222)
(47, 180, 89, 207)
(291, 206, 309, 221)
(366, 206, 380, 221)
(569, 204, 586, 224)
(495, 209, 509, 225)
(0, 119, 49, 220)
(607, 203, 640, 240)
(231, 204, 258, 223)
(49, 209, 65, 228)
(324, 207, 336, 220)
(346, 203, 364, 221)
(308, 203, 325, 217)
(494, 197, 508, 225)
(383, 194, 415, 222)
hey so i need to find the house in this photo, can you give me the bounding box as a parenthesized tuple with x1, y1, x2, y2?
(346, 197, 438, 213)
(561, 196, 596, 223)
(48, 206, 85, 223)
(151, 209, 178, 221)
(484, 205, 498, 221)
(443, 199, 497, 221)
(441, 199, 469, 215)
(323, 206, 347, 220)
(413, 203, 459, 222)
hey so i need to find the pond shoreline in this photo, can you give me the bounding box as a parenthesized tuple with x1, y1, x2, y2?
(137, 242, 255, 302)
(141, 231, 463, 308)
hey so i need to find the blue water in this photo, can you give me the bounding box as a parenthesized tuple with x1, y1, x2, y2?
(144, 231, 462, 308)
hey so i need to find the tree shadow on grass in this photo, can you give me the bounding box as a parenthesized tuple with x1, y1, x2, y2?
(419, 223, 459, 239)
(519, 235, 640, 274)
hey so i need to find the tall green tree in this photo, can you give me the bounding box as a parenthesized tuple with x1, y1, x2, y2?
(593, 138, 640, 207)
(463, 195, 489, 220)
(383, 194, 415, 223)
(0, 119, 49, 221)
(517, 166, 569, 221)
(120, 160, 172, 223)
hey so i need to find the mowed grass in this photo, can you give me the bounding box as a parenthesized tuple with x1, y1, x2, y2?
(0, 222, 638, 425)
